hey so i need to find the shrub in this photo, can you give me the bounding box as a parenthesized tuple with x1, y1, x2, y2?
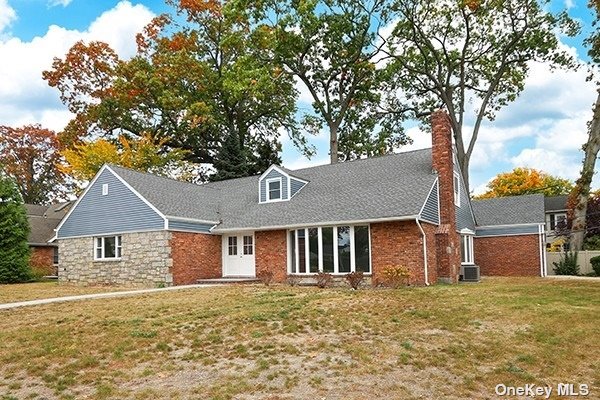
(583, 235, 600, 250)
(345, 271, 364, 290)
(590, 256, 600, 276)
(552, 251, 580, 276)
(287, 275, 301, 287)
(257, 270, 275, 286)
(0, 175, 31, 283)
(381, 265, 411, 288)
(315, 272, 333, 288)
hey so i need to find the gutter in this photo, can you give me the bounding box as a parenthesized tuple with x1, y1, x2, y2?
(415, 219, 430, 286)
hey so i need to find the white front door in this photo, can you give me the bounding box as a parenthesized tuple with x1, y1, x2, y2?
(222, 233, 256, 277)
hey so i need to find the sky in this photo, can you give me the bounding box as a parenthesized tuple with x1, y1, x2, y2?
(0, 0, 597, 195)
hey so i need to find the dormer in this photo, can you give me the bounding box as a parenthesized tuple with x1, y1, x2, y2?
(259, 165, 308, 204)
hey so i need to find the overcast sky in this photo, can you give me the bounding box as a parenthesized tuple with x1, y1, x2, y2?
(0, 0, 596, 194)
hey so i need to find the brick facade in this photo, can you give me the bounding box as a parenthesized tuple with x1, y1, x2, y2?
(30, 246, 57, 276)
(170, 231, 222, 285)
(431, 110, 461, 283)
(371, 220, 437, 286)
(255, 230, 288, 283)
(474, 235, 542, 276)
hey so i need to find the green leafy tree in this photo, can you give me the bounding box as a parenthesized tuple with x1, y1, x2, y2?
(385, 0, 578, 191)
(0, 173, 31, 283)
(570, 1, 600, 250)
(241, 0, 410, 163)
(43, 0, 301, 179)
(476, 168, 573, 199)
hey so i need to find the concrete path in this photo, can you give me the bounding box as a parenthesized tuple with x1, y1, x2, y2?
(0, 284, 221, 311)
(545, 275, 600, 281)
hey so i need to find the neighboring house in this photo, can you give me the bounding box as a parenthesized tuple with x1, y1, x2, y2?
(55, 111, 547, 287)
(544, 195, 569, 250)
(26, 202, 72, 276)
(471, 195, 547, 277)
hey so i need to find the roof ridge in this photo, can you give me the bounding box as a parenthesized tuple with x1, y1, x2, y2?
(106, 164, 221, 192)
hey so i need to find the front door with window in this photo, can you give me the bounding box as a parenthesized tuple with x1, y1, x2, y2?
(222, 233, 256, 277)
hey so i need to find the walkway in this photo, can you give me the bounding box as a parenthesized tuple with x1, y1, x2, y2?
(0, 283, 220, 311)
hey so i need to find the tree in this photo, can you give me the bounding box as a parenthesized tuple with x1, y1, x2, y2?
(60, 134, 192, 183)
(0, 125, 69, 204)
(476, 167, 573, 199)
(43, 0, 301, 179)
(243, 0, 410, 163)
(385, 0, 578, 191)
(570, 1, 600, 251)
(210, 132, 248, 182)
(0, 173, 31, 283)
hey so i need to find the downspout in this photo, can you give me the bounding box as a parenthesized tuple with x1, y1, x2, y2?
(415, 219, 430, 286)
(538, 224, 547, 277)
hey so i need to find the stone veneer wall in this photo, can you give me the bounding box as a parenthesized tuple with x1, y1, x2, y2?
(58, 231, 173, 286)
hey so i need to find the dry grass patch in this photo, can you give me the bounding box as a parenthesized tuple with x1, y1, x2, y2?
(0, 281, 140, 304)
(0, 278, 598, 399)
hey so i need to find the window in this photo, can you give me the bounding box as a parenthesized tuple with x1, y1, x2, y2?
(289, 226, 371, 274)
(461, 234, 474, 265)
(243, 235, 253, 255)
(102, 184, 109, 196)
(228, 236, 238, 256)
(53, 247, 59, 265)
(453, 172, 461, 206)
(549, 213, 567, 231)
(94, 236, 122, 260)
(267, 178, 282, 201)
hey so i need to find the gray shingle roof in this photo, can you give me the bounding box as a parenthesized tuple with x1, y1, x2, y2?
(544, 195, 568, 212)
(108, 149, 437, 230)
(472, 194, 545, 226)
(25, 203, 71, 245)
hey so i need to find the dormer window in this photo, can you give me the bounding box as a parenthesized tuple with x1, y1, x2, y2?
(267, 178, 282, 201)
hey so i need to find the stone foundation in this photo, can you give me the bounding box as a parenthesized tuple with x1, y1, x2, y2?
(58, 231, 173, 286)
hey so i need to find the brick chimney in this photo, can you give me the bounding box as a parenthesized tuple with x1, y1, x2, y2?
(431, 110, 461, 283)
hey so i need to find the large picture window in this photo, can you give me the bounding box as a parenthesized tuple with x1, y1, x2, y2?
(94, 236, 122, 260)
(289, 225, 371, 274)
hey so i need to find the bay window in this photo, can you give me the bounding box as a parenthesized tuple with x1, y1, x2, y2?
(95, 235, 122, 260)
(289, 225, 371, 274)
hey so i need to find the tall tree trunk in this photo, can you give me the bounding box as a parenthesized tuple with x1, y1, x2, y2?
(571, 89, 600, 250)
(330, 124, 339, 164)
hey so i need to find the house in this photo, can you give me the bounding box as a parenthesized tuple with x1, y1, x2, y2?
(471, 195, 547, 277)
(544, 195, 569, 250)
(26, 202, 72, 276)
(54, 111, 547, 286)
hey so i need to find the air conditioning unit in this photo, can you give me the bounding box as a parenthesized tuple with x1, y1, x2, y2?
(461, 265, 480, 282)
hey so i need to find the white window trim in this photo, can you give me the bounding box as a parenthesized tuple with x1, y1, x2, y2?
(228, 236, 238, 256)
(94, 235, 122, 261)
(243, 235, 254, 255)
(461, 234, 474, 265)
(287, 225, 372, 275)
(265, 177, 284, 203)
(102, 184, 109, 196)
(453, 171, 461, 207)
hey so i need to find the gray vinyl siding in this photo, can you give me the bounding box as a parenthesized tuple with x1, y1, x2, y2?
(420, 180, 439, 225)
(57, 168, 165, 238)
(454, 162, 476, 231)
(476, 225, 540, 237)
(260, 169, 289, 202)
(168, 220, 213, 233)
(290, 178, 307, 197)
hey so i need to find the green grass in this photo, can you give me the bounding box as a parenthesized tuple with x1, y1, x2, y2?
(0, 281, 134, 304)
(0, 277, 598, 399)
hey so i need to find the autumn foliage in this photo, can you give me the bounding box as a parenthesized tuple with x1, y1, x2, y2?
(476, 167, 573, 199)
(0, 125, 69, 204)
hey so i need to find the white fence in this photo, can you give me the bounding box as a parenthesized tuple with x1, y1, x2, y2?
(546, 251, 599, 276)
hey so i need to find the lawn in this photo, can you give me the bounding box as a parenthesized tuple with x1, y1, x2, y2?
(0, 278, 598, 400)
(0, 281, 136, 304)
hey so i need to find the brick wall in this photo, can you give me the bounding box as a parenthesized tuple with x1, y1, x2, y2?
(422, 222, 438, 284)
(170, 231, 222, 285)
(371, 220, 433, 286)
(30, 246, 56, 276)
(255, 230, 287, 283)
(474, 235, 542, 276)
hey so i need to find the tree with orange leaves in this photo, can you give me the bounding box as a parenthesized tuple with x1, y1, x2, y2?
(0, 125, 69, 205)
(476, 168, 573, 199)
(43, 0, 301, 181)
